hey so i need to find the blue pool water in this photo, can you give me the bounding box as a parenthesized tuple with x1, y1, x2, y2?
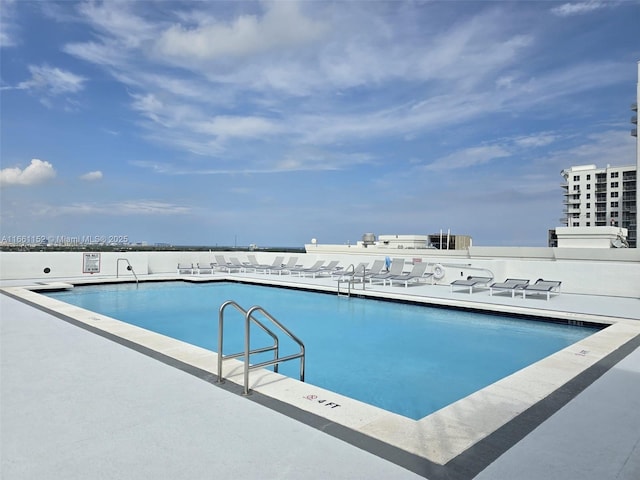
(46, 281, 598, 419)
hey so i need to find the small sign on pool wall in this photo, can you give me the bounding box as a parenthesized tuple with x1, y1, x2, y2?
(303, 394, 341, 409)
(82, 252, 101, 274)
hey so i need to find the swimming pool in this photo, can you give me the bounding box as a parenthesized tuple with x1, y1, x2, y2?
(46, 281, 599, 419)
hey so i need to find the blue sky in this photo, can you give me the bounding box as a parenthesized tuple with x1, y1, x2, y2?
(1, 0, 638, 247)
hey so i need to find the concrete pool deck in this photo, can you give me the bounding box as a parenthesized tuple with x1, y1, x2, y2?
(1, 272, 639, 479)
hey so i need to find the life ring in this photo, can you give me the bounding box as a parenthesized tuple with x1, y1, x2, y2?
(433, 264, 445, 280)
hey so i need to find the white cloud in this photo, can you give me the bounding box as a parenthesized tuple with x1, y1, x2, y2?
(424, 146, 512, 172)
(115, 201, 191, 215)
(295, 91, 496, 146)
(131, 148, 373, 175)
(155, 1, 326, 62)
(44, 200, 191, 216)
(16, 64, 86, 96)
(64, 40, 129, 68)
(134, 73, 225, 104)
(0, 159, 56, 186)
(77, 0, 156, 48)
(80, 171, 103, 181)
(130, 92, 167, 124)
(0, 0, 18, 47)
(411, 13, 533, 87)
(513, 133, 559, 148)
(551, 1, 608, 17)
(275, 150, 373, 171)
(496, 75, 517, 90)
(193, 115, 282, 139)
(57, 1, 635, 175)
(541, 130, 636, 168)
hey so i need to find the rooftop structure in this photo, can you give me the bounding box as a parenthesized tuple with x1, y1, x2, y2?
(334, 233, 472, 250)
(554, 226, 629, 248)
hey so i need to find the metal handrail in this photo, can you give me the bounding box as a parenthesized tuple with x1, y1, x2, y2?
(217, 301, 280, 382)
(337, 264, 355, 297)
(116, 258, 138, 285)
(244, 306, 305, 395)
(337, 263, 366, 296)
(217, 301, 305, 396)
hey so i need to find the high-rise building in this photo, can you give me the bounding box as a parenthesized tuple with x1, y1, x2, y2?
(556, 62, 639, 248)
(634, 61, 639, 246)
(560, 164, 636, 247)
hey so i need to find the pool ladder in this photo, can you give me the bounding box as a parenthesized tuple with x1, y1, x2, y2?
(217, 300, 305, 395)
(116, 258, 138, 286)
(337, 263, 365, 297)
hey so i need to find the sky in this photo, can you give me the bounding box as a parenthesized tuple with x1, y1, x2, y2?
(1, 0, 638, 248)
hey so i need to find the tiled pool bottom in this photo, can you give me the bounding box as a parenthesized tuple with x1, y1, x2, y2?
(3, 280, 639, 471)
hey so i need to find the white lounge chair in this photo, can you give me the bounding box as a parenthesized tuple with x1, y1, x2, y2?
(333, 262, 368, 280)
(290, 261, 325, 276)
(386, 263, 432, 287)
(489, 278, 529, 298)
(268, 257, 299, 275)
(228, 257, 247, 272)
(368, 258, 405, 284)
(358, 259, 385, 283)
(196, 263, 214, 275)
(177, 263, 194, 274)
(252, 256, 285, 274)
(214, 255, 230, 271)
(450, 276, 493, 294)
(246, 255, 284, 273)
(214, 255, 242, 273)
(246, 254, 261, 267)
(522, 279, 562, 300)
(298, 260, 341, 278)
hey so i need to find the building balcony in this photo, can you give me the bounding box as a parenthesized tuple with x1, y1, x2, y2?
(633, 116, 638, 124)
(633, 102, 638, 112)
(632, 128, 638, 137)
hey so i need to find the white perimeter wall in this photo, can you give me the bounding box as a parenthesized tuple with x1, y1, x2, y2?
(1, 247, 639, 298)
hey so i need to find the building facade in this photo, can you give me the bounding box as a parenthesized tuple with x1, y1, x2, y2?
(634, 61, 639, 248)
(560, 164, 637, 247)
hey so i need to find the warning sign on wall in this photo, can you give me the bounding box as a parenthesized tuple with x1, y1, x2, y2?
(83, 252, 101, 274)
